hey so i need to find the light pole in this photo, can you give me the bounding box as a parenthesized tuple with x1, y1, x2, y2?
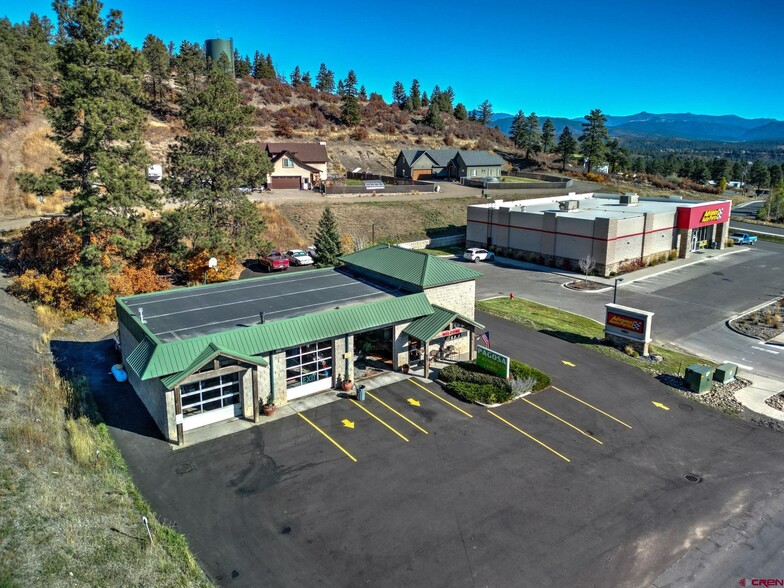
(371, 223, 375, 246)
(613, 278, 624, 304)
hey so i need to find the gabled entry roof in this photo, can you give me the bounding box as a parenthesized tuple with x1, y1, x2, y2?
(340, 245, 483, 290)
(160, 342, 269, 390)
(403, 305, 484, 342)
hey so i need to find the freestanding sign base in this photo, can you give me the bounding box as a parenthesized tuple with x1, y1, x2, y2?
(604, 304, 654, 356)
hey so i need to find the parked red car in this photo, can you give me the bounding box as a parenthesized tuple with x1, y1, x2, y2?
(258, 250, 290, 272)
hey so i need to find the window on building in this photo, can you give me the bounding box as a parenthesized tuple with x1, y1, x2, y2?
(181, 372, 241, 417)
(285, 340, 332, 389)
(283, 158, 294, 168)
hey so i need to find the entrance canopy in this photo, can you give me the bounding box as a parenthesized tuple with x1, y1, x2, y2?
(160, 342, 268, 390)
(403, 305, 484, 342)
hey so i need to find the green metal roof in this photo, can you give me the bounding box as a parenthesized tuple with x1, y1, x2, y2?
(159, 342, 268, 390)
(134, 292, 434, 380)
(125, 336, 156, 378)
(339, 245, 482, 290)
(403, 305, 484, 342)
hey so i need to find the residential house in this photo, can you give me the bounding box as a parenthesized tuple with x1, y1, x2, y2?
(263, 142, 329, 190)
(394, 149, 505, 180)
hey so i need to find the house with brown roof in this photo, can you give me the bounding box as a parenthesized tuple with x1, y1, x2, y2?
(263, 142, 329, 190)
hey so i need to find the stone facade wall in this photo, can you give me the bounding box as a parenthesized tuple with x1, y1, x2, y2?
(424, 281, 476, 319)
(392, 323, 410, 370)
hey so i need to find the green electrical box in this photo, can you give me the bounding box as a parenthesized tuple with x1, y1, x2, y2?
(713, 363, 737, 383)
(684, 364, 714, 394)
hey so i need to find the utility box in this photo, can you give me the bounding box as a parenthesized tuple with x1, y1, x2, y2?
(713, 363, 737, 383)
(684, 364, 714, 394)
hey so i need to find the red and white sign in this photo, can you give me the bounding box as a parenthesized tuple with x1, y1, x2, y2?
(606, 312, 645, 334)
(677, 201, 731, 229)
(440, 328, 463, 337)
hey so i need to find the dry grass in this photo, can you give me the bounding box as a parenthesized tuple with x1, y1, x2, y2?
(0, 312, 208, 586)
(258, 201, 309, 250)
(20, 126, 60, 173)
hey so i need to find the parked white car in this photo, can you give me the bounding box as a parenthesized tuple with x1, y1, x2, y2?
(463, 248, 495, 262)
(286, 249, 315, 266)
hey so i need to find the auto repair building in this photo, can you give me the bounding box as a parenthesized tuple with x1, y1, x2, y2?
(116, 246, 483, 444)
(466, 193, 732, 277)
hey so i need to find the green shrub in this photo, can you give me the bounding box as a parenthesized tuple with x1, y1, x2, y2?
(440, 359, 551, 404)
(509, 360, 551, 391)
(440, 362, 500, 385)
(444, 381, 513, 405)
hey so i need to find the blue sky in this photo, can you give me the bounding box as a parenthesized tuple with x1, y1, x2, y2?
(5, 0, 784, 120)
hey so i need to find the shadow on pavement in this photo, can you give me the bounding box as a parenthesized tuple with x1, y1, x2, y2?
(50, 337, 164, 443)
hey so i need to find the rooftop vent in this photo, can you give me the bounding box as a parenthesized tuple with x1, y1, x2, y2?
(620, 193, 639, 205)
(559, 200, 579, 212)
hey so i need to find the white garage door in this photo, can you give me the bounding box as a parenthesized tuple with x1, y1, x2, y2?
(181, 372, 242, 431)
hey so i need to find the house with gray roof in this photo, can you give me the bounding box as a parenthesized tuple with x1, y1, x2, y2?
(394, 148, 505, 180)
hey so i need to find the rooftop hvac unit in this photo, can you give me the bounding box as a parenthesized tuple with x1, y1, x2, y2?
(620, 193, 639, 205)
(559, 200, 579, 211)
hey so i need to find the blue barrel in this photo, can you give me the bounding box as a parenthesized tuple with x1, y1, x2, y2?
(356, 385, 366, 402)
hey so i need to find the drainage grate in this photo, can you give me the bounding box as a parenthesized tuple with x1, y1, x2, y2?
(685, 473, 702, 483)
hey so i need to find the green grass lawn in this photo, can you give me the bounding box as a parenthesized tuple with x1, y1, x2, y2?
(476, 297, 712, 377)
(416, 245, 464, 256)
(500, 176, 539, 183)
(345, 178, 364, 186)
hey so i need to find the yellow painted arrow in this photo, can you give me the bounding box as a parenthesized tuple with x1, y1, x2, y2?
(341, 419, 355, 429)
(407, 398, 421, 407)
(562, 360, 576, 367)
(652, 401, 670, 411)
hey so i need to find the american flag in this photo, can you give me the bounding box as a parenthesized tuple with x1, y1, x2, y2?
(480, 331, 490, 347)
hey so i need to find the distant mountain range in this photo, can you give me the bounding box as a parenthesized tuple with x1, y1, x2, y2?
(492, 111, 784, 143)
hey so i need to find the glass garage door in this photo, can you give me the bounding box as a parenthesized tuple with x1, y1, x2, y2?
(181, 372, 242, 430)
(286, 340, 333, 400)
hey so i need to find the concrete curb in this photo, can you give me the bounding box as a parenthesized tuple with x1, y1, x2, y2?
(725, 297, 784, 342)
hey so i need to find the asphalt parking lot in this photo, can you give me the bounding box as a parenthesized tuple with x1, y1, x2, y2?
(95, 321, 784, 587)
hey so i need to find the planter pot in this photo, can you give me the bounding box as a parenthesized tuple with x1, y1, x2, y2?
(341, 380, 354, 392)
(262, 404, 276, 416)
(402, 364, 410, 374)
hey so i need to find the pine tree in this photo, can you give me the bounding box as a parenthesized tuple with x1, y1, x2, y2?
(541, 118, 555, 154)
(477, 100, 493, 125)
(522, 113, 541, 159)
(421, 91, 429, 107)
(424, 101, 444, 130)
(315, 63, 335, 92)
(177, 40, 205, 88)
(409, 79, 421, 109)
(0, 43, 21, 119)
(235, 54, 252, 77)
(453, 103, 467, 121)
(313, 207, 343, 267)
(509, 110, 526, 148)
(579, 109, 609, 172)
(359, 85, 367, 100)
(344, 70, 358, 97)
(336, 79, 345, 96)
(341, 93, 361, 126)
(442, 86, 455, 113)
(12, 13, 56, 105)
(47, 0, 158, 264)
(142, 34, 169, 104)
(165, 68, 273, 257)
(749, 160, 770, 190)
(556, 126, 577, 172)
(302, 71, 311, 86)
(290, 65, 302, 86)
(392, 81, 406, 106)
(605, 138, 630, 174)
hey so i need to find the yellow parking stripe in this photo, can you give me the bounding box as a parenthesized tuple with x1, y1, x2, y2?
(552, 386, 632, 429)
(409, 379, 473, 418)
(296, 412, 357, 463)
(349, 399, 409, 442)
(521, 397, 603, 445)
(366, 391, 429, 435)
(487, 410, 571, 463)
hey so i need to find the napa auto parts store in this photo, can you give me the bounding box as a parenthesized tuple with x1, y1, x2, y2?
(466, 193, 732, 277)
(115, 245, 484, 445)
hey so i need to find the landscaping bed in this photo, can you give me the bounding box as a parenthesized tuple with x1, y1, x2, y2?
(656, 373, 749, 416)
(564, 280, 606, 291)
(729, 298, 784, 340)
(439, 360, 550, 406)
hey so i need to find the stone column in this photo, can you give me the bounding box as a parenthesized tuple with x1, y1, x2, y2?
(174, 385, 184, 446)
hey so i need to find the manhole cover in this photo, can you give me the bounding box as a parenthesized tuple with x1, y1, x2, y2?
(685, 473, 702, 483)
(175, 463, 195, 475)
(679, 403, 694, 412)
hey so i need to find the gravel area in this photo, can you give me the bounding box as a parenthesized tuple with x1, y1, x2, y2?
(657, 373, 749, 416)
(765, 394, 784, 411)
(730, 298, 784, 340)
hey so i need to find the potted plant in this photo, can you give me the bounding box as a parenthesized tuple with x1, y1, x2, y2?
(401, 363, 410, 374)
(262, 393, 275, 416)
(339, 373, 353, 391)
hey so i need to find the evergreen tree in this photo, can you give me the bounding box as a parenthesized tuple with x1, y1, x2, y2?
(424, 102, 444, 130)
(541, 118, 555, 154)
(165, 68, 273, 257)
(556, 126, 577, 172)
(578, 109, 609, 172)
(12, 13, 56, 105)
(0, 42, 21, 119)
(403, 96, 414, 112)
(453, 102, 467, 121)
(731, 161, 744, 182)
(689, 159, 709, 182)
(710, 157, 731, 183)
(290, 65, 302, 86)
(605, 138, 630, 174)
(177, 40, 205, 87)
(142, 34, 169, 104)
(409, 79, 421, 109)
(509, 110, 526, 148)
(769, 164, 782, 188)
(341, 93, 361, 126)
(359, 85, 367, 100)
(421, 91, 429, 107)
(302, 71, 311, 86)
(631, 157, 645, 174)
(477, 100, 493, 125)
(336, 79, 345, 96)
(315, 63, 335, 92)
(313, 207, 342, 267)
(749, 160, 770, 190)
(522, 113, 541, 159)
(235, 54, 252, 77)
(441, 86, 455, 112)
(344, 70, 358, 96)
(392, 80, 406, 106)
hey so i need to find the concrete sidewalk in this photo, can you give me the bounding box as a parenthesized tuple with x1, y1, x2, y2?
(735, 374, 784, 421)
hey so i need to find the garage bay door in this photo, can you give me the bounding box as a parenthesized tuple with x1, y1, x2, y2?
(271, 176, 301, 189)
(181, 372, 242, 430)
(411, 170, 432, 180)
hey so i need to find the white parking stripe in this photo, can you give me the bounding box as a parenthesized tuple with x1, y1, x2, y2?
(752, 346, 780, 355)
